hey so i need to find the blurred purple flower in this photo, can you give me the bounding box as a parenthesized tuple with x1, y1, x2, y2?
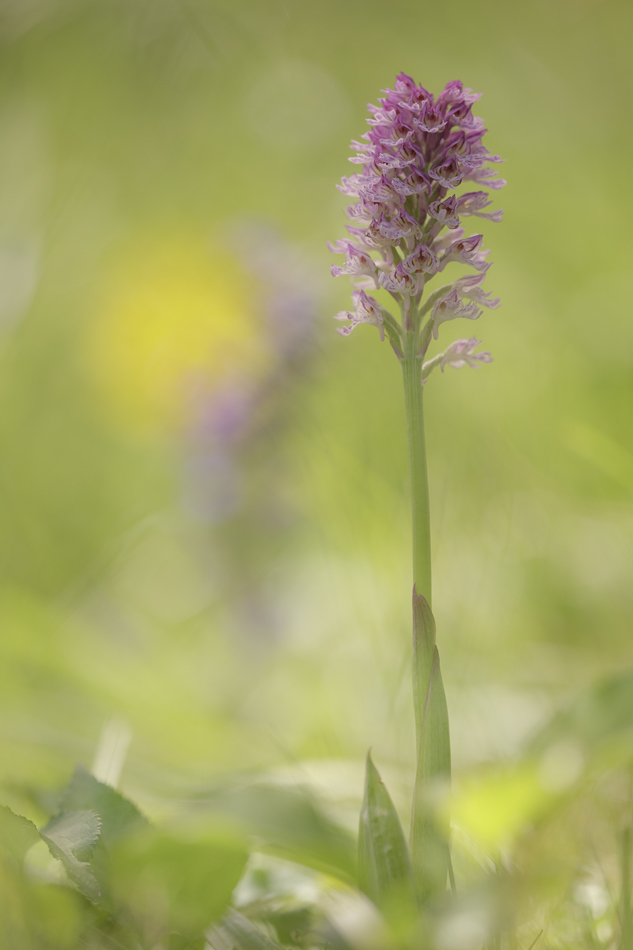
(183, 222, 324, 524)
(235, 220, 322, 360)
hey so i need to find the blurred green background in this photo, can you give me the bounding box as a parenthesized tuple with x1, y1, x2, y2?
(0, 0, 631, 852)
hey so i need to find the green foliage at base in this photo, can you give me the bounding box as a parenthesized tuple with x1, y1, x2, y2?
(0, 768, 250, 948)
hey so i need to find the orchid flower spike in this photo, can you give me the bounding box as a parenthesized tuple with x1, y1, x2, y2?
(329, 73, 504, 385)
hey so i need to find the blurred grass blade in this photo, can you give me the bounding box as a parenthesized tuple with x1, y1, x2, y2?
(411, 589, 450, 903)
(0, 805, 40, 868)
(40, 810, 101, 901)
(209, 908, 283, 950)
(358, 751, 415, 911)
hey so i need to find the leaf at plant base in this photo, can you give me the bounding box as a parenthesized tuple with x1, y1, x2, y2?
(40, 810, 101, 902)
(110, 823, 249, 938)
(411, 588, 451, 904)
(208, 908, 282, 950)
(168, 935, 207, 950)
(0, 805, 40, 868)
(57, 765, 146, 844)
(358, 752, 415, 917)
(529, 669, 633, 762)
(411, 590, 450, 780)
(205, 781, 356, 883)
(0, 858, 31, 945)
(31, 884, 84, 949)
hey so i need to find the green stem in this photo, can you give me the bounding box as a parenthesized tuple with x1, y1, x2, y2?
(402, 331, 432, 607)
(403, 315, 452, 904)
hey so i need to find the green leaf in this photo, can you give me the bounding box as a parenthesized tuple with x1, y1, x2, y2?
(42, 766, 149, 910)
(57, 765, 146, 844)
(358, 751, 415, 914)
(205, 781, 356, 883)
(40, 810, 101, 902)
(529, 669, 633, 758)
(410, 588, 451, 903)
(208, 909, 283, 950)
(31, 884, 84, 948)
(168, 936, 207, 950)
(110, 823, 249, 938)
(0, 805, 40, 868)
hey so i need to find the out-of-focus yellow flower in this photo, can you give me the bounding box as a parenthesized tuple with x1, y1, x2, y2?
(87, 234, 273, 436)
(448, 763, 552, 853)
